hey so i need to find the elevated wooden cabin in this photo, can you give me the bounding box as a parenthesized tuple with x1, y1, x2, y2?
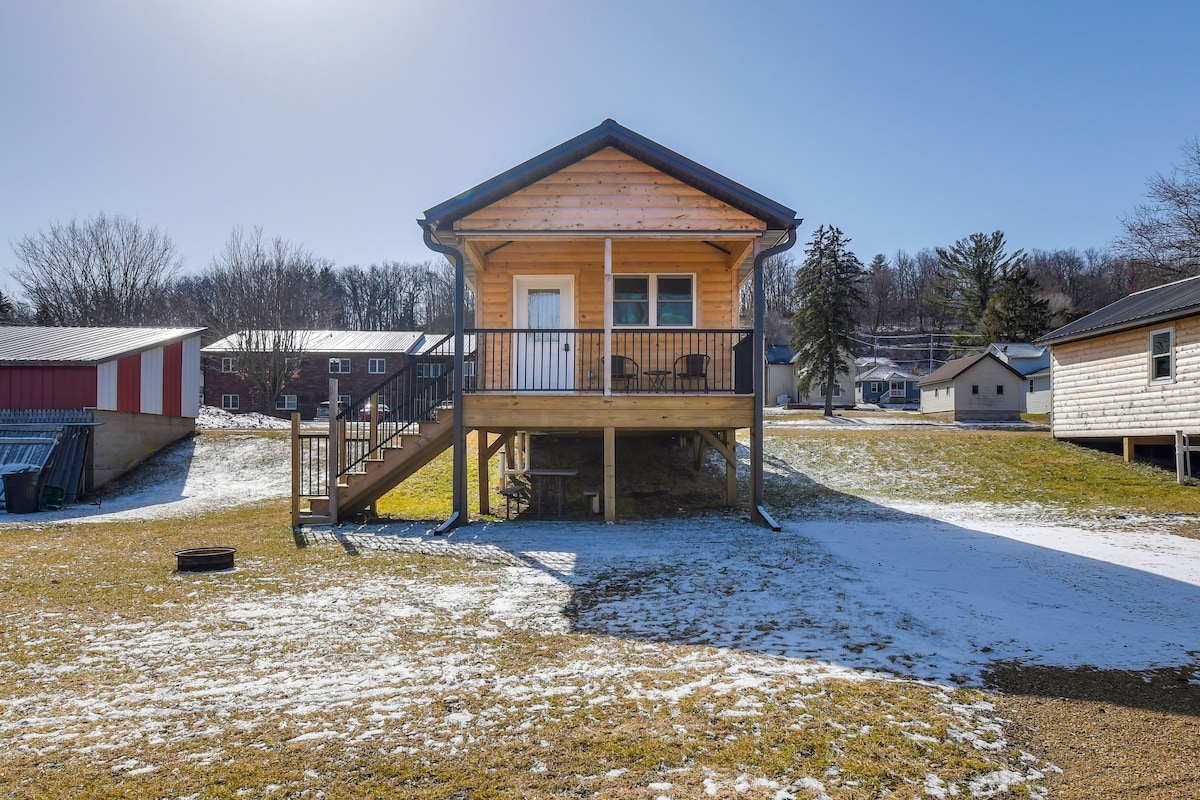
(292, 120, 799, 528)
(422, 119, 799, 527)
(1038, 274, 1200, 477)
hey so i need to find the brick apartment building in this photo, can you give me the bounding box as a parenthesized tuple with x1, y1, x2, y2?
(202, 330, 427, 419)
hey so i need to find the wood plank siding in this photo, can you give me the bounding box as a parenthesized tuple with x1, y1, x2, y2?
(1050, 316, 1200, 438)
(464, 394, 753, 430)
(456, 149, 766, 233)
(473, 238, 739, 328)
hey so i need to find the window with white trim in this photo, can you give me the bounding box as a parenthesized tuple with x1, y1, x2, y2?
(275, 394, 297, 411)
(1150, 329, 1173, 381)
(368, 358, 386, 374)
(221, 394, 239, 410)
(613, 274, 695, 327)
(329, 358, 351, 374)
(417, 362, 445, 379)
(462, 359, 476, 377)
(221, 356, 234, 373)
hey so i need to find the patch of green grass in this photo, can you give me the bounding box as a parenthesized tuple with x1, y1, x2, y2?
(767, 427, 1200, 521)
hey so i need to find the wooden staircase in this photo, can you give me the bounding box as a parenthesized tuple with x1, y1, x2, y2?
(293, 334, 459, 527)
(300, 407, 454, 524)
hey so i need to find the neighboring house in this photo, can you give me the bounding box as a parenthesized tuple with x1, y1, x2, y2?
(202, 330, 424, 418)
(765, 345, 797, 405)
(918, 352, 1024, 421)
(793, 351, 856, 408)
(0, 325, 204, 495)
(296, 119, 801, 527)
(987, 342, 1051, 414)
(987, 342, 1050, 375)
(855, 363, 921, 407)
(1022, 366, 1051, 415)
(1036, 274, 1200, 467)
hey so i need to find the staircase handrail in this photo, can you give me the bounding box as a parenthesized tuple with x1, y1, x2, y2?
(334, 333, 459, 476)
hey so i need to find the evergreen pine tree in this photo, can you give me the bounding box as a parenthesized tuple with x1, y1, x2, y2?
(790, 225, 866, 416)
(981, 262, 1053, 343)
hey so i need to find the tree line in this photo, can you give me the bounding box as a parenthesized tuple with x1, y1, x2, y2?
(2, 218, 468, 340)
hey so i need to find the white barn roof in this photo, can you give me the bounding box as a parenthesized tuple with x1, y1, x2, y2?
(0, 326, 205, 366)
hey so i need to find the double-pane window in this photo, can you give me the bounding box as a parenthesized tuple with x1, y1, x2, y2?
(1151, 329, 1173, 380)
(613, 275, 694, 327)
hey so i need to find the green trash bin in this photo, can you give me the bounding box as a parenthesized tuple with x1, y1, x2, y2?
(3, 470, 40, 514)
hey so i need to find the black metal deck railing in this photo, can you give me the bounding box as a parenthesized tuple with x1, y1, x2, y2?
(467, 328, 754, 394)
(294, 334, 457, 501)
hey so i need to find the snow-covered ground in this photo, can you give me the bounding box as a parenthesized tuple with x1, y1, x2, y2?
(8, 420, 1197, 684)
(6, 425, 1198, 796)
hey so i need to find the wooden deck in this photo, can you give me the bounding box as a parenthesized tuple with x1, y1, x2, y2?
(463, 392, 753, 431)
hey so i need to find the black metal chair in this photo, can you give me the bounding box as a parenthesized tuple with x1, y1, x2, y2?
(608, 355, 640, 391)
(673, 353, 710, 392)
(499, 477, 531, 519)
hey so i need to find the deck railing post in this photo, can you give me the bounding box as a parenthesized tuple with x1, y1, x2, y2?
(290, 411, 300, 527)
(328, 377, 339, 525)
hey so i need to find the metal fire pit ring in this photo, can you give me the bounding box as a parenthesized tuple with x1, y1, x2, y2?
(175, 546, 237, 573)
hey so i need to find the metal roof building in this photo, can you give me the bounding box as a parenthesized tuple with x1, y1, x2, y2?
(0, 326, 205, 417)
(0, 326, 207, 507)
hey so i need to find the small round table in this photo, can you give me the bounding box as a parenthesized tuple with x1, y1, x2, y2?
(643, 370, 671, 391)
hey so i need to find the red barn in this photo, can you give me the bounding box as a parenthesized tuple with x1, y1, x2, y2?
(0, 326, 205, 490)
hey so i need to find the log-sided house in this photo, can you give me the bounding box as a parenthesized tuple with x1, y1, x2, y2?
(294, 120, 799, 528)
(1037, 274, 1200, 473)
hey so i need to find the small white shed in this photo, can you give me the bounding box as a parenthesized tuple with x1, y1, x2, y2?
(918, 352, 1025, 421)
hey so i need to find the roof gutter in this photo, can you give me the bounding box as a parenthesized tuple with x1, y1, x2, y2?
(751, 221, 801, 532)
(420, 220, 468, 534)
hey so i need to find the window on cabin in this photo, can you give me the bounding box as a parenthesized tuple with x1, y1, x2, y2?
(221, 394, 239, 410)
(1151, 329, 1174, 380)
(971, 385, 979, 395)
(996, 384, 1004, 395)
(613, 275, 695, 327)
(329, 358, 351, 374)
(275, 394, 297, 411)
(368, 358, 386, 374)
(221, 356, 234, 373)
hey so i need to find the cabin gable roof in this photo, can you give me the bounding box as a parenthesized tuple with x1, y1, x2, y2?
(1038, 274, 1200, 345)
(420, 119, 798, 232)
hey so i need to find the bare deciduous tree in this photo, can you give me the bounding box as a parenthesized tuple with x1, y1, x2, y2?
(739, 253, 798, 344)
(11, 212, 182, 326)
(202, 228, 339, 407)
(1117, 138, 1200, 279)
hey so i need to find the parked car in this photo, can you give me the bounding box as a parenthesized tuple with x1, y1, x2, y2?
(314, 400, 349, 421)
(357, 402, 392, 421)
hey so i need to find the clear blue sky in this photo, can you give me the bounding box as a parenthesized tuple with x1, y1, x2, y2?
(3, 0, 1199, 291)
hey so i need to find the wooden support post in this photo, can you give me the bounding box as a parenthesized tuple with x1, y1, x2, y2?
(693, 431, 705, 470)
(477, 430, 490, 515)
(1177, 430, 1187, 485)
(604, 426, 616, 522)
(328, 377, 339, 525)
(1123, 437, 1134, 463)
(725, 428, 738, 506)
(290, 412, 300, 527)
(505, 435, 517, 472)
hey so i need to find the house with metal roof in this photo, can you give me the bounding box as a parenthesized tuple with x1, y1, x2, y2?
(856, 363, 921, 408)
(986, 342, 1052, 414)
(202, 329, 427, 418)
(293, 119, 801, 529)
(0, 325, 204, 506)
(1036, 274, 1200, 470)
(917, 352, 1024, 421)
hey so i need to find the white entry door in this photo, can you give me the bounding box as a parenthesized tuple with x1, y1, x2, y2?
(514, 275, 574, 391)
